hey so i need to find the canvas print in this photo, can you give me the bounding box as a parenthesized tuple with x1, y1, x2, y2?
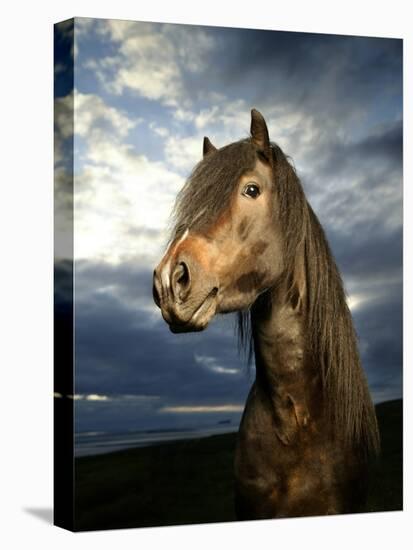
(54, 17, 403, 531)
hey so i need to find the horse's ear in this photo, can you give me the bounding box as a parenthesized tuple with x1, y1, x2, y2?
(203, 136, 217, 157)
(250, 108, 270, 152)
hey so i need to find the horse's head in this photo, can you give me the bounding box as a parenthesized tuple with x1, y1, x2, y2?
(153, 109, 293, 333)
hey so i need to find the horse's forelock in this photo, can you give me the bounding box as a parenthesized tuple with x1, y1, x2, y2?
(170, 139, 258, 239)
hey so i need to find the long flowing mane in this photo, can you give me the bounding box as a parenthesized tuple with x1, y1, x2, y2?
(171, 138, 380, 457)
(242, 141, 380, 457)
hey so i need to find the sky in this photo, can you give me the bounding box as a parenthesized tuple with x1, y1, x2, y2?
(54, 18, 403, 435)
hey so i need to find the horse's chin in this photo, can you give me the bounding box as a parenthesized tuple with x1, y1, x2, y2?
(168, 312, 215, 333)
(168, 321, 209, 334)
(167, 291, 218, 333)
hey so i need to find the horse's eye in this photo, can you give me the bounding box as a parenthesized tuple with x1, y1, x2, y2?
(243, 183, 260, 199)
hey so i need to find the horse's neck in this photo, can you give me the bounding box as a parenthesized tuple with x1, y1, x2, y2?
(250, 286, 322, 443)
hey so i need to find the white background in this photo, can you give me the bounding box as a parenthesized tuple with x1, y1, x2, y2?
(0, 0, 410, 548)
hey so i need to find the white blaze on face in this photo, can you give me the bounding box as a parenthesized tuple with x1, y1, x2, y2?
(161, 228, 189, 290)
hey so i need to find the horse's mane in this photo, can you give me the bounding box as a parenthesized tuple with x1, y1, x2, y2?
(240, 141, 380, 457)
(171, 137, 380, 457)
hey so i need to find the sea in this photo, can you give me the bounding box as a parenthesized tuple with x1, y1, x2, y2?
(75, 424, 237, 457)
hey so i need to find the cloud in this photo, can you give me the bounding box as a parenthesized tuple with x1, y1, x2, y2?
(72, 393, 161, 402)
(75, 394, 110, 401)
(303, 120, 402, 234)
(74, 147, 182, 264)
(67, 20, 402, 435)
(54, 92, 74, 261)
(353, 294, 403, 404)
(70, 255, 253, 433)
(159, 405, 244, 414)
(75, 91, 140, 137)
(64, 90, 185, 265)
(164, 133, 204, 172)
(194, 354, 241, 375)
(81, 19, 215, 108)
(55, 91, 74, 139)
(149, 122, 169, 138)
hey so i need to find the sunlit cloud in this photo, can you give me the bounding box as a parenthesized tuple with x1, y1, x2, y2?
(74, 394, 110, 401)
(74, 90, 141, 137)
(72, 393, 161, 402)
(84, 18, 215, 108)
(194, 354, 241, 375)
(70, 90, 184, 265)
(159, 405, 244, 414)
(347, 293, 368, 312)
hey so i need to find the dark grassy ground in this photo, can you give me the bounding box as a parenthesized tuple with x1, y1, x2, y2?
(365, 399, 403, 512)
(74, 399, 402, 531)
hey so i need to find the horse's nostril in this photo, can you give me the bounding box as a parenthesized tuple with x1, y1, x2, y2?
(176, 262, 190, 287)
(172, 261, 191, 301)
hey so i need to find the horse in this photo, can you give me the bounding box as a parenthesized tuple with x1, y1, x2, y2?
(153, 109, 380, 519)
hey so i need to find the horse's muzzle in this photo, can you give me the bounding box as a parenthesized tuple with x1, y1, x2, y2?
(153, 255, 219, 332)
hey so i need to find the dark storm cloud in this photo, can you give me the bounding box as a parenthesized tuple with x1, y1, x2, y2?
(328, 225, 402, 282)
(300, 120, 402, 272)
(55, 260, 73, 307)
(74, 258, 154, 304)
(54, 19, 74, 98)
(185, 27, 402, 125)
(75, 292, 249, 402)
(74, 260, 253, 432)
(308, 119, 402, 184)
(353, 292, 403, 402)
